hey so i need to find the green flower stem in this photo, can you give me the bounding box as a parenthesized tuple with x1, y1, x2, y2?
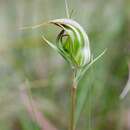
(70, 71, 77, 130)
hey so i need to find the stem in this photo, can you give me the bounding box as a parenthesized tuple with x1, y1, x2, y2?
(70, 71, 77, 130)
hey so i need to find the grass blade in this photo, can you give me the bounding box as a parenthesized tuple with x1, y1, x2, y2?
(75, 49, 106, 126)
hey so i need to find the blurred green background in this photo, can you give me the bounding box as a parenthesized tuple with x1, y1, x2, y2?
(0, 0, 130, 130)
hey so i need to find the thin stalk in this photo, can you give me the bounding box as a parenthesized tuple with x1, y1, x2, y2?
(65, 0, 70, 18)
(70, 71, 77, 130)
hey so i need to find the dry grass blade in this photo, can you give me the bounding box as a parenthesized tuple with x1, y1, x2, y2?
(19, 22, 48, 30)
(120, 62, 130, 99)
(19, 80, 58, 130)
